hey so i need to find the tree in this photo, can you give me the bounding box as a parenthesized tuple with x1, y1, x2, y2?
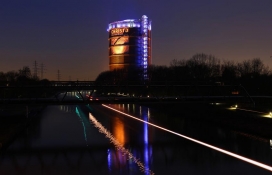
(237, 58, 270, 78)
(187, 53, 220, 80)
(18, 66, 31, 78)
(221, 60, 238, 81)
(0, 72, 6, 81)
(237, 60, 252, 78)
(5, 71, 18, 82)
(251, 58, 270, 77)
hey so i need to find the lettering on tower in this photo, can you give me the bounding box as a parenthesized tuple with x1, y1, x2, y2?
(110, 28, 129, 36)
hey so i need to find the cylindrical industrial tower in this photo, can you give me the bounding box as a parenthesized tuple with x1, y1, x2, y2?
(107, 15, 151, 78)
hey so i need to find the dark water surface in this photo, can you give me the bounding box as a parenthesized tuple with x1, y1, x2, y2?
(1, 102, 272, 175)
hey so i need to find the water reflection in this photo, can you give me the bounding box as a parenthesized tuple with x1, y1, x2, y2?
(143, 107, 151, 175)
(57, 90, 91, 101)
(112, 117, 126, 146)
(89, 113, 154, 175)
(2, 102, 272, 174)
(104, 104, 153, 174)
(75, 106, 88, 145)
(59, 105, 75, 113)
(105, 104, 272, 173)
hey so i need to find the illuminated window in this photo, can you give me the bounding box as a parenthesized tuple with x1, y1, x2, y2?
(111, 46, 129, 54)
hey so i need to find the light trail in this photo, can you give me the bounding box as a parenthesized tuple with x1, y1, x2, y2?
(228, 106, 272, 118)
(102, 104, 272, 172)
(235, 108, 272, 118)
(236, 108, 267, 114)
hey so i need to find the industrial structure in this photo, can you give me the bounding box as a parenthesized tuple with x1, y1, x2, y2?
(107, 15, 151, 79)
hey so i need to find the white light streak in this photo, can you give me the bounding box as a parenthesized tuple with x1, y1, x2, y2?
(228, 106, 271, 118)
(236, 108, 266, 114)
(102, 104, 272, 172)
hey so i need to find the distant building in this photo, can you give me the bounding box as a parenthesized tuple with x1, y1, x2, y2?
(107, 15, 151, 79)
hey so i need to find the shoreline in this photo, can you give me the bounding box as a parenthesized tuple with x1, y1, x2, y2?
(0, 104, 46, 154)
(140, 101, 272, 139)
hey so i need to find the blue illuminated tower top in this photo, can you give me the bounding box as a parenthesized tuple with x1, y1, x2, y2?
(107, 16, 151, 31)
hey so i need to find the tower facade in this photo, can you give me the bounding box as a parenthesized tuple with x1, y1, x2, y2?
(107, 15, 151, 79)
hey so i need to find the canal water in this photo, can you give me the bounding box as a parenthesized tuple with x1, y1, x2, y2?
(1, 94, 272, 174)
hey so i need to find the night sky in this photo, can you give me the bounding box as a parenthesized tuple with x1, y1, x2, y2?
(1, 0, 272, 81)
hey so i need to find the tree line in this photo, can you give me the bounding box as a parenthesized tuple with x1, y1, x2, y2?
(95, 53, 272, 95)
(153, 53, 270, 82)
(0, 66, 53, 98)
(0, 66, 50, 86)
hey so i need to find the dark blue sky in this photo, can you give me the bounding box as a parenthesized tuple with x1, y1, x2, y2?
(1, 0, 272, 80)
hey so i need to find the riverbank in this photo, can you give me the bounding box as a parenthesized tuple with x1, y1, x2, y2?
(0, 104, 45, 153)
(141, 101, 272, 138)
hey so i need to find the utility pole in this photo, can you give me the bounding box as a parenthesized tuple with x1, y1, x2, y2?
(57, 69, 61, 81)
(33, 60, 39, 79)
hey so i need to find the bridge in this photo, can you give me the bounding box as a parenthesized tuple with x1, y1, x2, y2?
(0, 81, 256, 105)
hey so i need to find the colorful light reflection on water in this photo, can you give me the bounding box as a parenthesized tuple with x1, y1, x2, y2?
(102, 104, 272, 172)
(89, 113, 154, 175)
